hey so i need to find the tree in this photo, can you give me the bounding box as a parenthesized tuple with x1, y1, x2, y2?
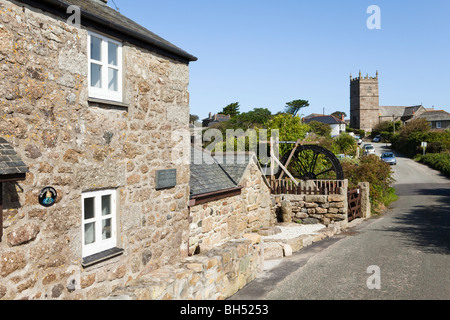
(189, 114, 199, 123)
(231, 108, 272, 129)
(267, 113, 310, 156)
(222, 102, 240, 118)
(285, 99, 309, 117)
(308, 120, 332, 137)
(331, 111, 347, 119)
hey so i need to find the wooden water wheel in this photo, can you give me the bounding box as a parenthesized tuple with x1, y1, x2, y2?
(276, 144, 344, 181)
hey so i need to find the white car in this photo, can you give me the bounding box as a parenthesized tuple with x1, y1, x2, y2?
(364, 144, 376, 155)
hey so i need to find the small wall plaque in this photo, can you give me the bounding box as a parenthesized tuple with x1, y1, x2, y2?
(39, 187, 57, 207)
(156, 169, 177, 190)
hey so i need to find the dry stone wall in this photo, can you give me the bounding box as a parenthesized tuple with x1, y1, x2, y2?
(0, 0, 191, 300)
(272, 185, 349, 226)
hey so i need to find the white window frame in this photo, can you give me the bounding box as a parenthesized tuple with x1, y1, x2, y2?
(82, 189, 117, 258)
(88, 31, 123, 102)
(436, 121, 442, 129)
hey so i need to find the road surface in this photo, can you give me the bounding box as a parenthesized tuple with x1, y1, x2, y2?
(231, 143, 450, 300)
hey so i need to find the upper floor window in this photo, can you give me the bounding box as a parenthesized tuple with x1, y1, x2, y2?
(88, 31, 123, 102)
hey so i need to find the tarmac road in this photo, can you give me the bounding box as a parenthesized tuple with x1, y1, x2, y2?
(230, 143, 450, 300)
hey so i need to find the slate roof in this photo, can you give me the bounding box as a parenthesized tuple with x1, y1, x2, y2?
(304, 115, 346, 125)
(190, 148, 238, 197)
(0, 138, 29, 176)
(415, 110, 450, 121)
(214, 153, 253, 184)
(17, 0, 197, 62)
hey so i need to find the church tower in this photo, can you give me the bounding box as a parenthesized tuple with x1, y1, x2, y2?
(350, 71, 380, 132)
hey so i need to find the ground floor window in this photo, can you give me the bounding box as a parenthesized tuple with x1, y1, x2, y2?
(82, 189, 117, 258)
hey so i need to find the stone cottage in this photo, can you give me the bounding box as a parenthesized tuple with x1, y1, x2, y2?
(0, 0, 197, 299)
(189, 149, 273, 255)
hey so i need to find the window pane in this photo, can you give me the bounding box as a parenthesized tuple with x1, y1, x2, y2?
(108, 68, 118, 91)
(84, 222, 96, 245)
(108, 42, 118, 66)
(90, 36, 102, 61)
(84, 198, 95, 220)
(102, 195, 111, 216)
(102, 218, 112, 240)
(91, 63, 102, 88)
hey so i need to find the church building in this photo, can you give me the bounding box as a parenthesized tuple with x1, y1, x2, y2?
(350, 72, 426, 133)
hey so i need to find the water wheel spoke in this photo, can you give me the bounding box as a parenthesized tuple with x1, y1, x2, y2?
(276, 145, 344, 181)
(293, 156, 308, 176)
(309, 151, 320, 174)
(316, 168, 334, 178)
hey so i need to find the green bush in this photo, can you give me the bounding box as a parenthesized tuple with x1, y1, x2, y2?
(332, 132, 357, 156)
(416, 153, 450, 177)
(342, 155, 396, 213)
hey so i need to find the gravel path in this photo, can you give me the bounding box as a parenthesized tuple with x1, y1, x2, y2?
(262, 224, 326, 241)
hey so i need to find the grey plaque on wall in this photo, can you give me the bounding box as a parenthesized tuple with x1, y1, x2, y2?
(155, 169, 177, 190)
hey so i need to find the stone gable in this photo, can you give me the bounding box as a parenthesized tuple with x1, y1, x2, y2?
(0, 0, 192, 300)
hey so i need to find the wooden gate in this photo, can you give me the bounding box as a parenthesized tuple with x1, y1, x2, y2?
(347, 187, 362, 222)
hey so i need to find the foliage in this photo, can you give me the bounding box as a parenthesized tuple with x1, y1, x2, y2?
(372, 121, 401, 136)
(331, 111, 347, 119)
(266, 113, 310, 156)
(332, 132, 358, 156)
(222, 102, 241, 118)
(308, 120, 332, 137)
(391, 119, 450, 157)
(342, 155, 396, 213)
(228, 108, 272, 129)
(284, 99, 310, 117)
(189, 114, 199, 123)
(346, 127, 366, 138)
(416, 153, 450, 177)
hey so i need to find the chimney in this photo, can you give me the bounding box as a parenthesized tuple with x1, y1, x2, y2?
(341, 114, 345, 122)
(209, 112, 212, 119)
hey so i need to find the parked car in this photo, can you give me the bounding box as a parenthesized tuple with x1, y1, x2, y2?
(336, 154, 352, 161)
(372, 135, 381, 142)
(381, 152, 397, 165)
(363, 144, 376, 156)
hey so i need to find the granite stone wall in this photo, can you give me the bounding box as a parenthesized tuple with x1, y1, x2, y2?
(0, 0, 191, 300)
(271, 180, 349, 226)
(188, 159, 274, 255)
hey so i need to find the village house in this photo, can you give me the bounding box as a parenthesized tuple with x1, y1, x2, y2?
(0, 0, 197, 299)
(412, 109, 450, 130)
(202, 112, 232, 128)
(303, 114, 347, 137)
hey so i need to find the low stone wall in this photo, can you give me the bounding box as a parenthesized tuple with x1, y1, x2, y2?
(109, 235, 262, 300)
(188, 160, 273, 254)
(272, 193, 348, 226)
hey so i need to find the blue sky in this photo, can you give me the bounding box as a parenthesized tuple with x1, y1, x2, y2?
(109, 0, 450, 119)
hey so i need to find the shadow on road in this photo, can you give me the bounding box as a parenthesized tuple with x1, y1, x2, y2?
(387, 187, 450, 255)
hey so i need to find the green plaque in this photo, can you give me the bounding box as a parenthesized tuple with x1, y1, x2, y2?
(156, 169, 177, 190)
